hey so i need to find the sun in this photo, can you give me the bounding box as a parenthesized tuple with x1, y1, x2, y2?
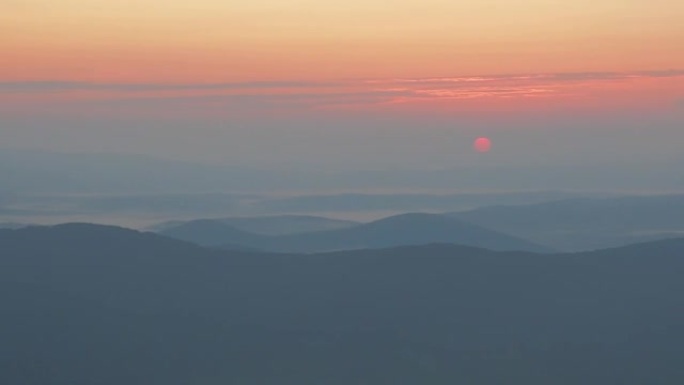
(473, 137, 492, 153)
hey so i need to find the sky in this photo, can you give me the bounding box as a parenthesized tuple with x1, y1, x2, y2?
(1, 0, 683, 181)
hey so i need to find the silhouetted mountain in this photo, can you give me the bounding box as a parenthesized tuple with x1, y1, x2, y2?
(158, 219, 265, 247)
(254, 213, 551, 253)
(0, 222, 26, 229)
(0, 223, 219, 265)
(159, 213, 550, 253)
(2, 223, 684, 384)
(451, 194, 684, 251)
(153, 215, 359, 235)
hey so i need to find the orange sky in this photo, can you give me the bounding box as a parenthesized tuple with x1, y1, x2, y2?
(2, 0, 683, 114)
(4, 0, 683, 80)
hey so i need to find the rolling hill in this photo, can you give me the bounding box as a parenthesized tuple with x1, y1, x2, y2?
(152, 215, 359, 235)
(2, 223, 684, 384)
(158, 213, 550, 253)
(451, 194, 684, 251)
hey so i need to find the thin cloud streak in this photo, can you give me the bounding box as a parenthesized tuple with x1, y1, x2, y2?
(373, 70, 684, 86)
(2, 70, 682, 94)
(0, 80, 341, 93)
(1, 70, 681, 114)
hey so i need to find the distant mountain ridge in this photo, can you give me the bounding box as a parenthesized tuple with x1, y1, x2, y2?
(158, 213, 551, 253)
(0, 222, 26, 229)
(451, 194, 684, 251)
(151, 215, 359, 235)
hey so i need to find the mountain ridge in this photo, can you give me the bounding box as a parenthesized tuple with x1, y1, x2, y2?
(450, 194, 684, 251)
(3, 223, 684, 384)
(158, 212, 551, 253)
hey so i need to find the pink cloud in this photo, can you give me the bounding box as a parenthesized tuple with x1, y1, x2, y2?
(1, 70, 682, 117)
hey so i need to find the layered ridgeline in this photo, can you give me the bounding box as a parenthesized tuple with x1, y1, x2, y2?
(2, 224, 684, 385)
(158, 213, 551, 253)
(0, 222, 26, 229)
(151, 215, 359, 236)
(451, 194, 684, 251)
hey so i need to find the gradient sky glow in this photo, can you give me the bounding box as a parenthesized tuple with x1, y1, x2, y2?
(2, 0, 683, 177)
(5, 0, 684, 81)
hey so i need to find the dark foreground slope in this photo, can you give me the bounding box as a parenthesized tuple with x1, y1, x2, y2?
(2, 224, 684, 385)
(160, 213, 550, 253)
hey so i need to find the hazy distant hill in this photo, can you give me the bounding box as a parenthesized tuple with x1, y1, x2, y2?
(152, 215, 359, 235)
(157, 219, 266, 247)
(2, 224, 684, 384)
(451, 194, 684, 251)
(159, 213, 550, 253)
(256, 213, 551, 253)
(0, 222, 26, 229)
(256, 191, 589, 213)
(0, 149, 600, 224)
